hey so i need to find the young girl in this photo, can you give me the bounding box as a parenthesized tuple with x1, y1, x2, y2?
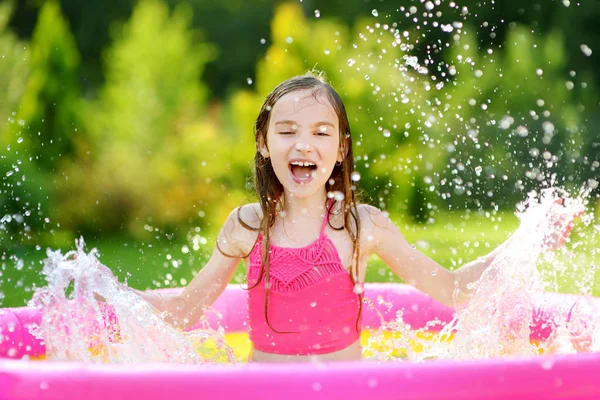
(118, 73, 577, 363)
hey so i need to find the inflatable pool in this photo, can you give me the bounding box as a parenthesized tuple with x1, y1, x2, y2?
(1, 283, 599, 400)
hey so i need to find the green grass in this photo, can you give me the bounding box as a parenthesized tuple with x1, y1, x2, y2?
(1, 210, 598, 308)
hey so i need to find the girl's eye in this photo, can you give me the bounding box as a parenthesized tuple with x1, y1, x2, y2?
(315, 132, 330, 136)
(279, 131, 294, 135)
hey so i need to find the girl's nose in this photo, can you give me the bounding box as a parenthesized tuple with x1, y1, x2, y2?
(294, 141, 312, 152)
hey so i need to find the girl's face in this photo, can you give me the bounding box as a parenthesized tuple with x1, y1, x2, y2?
(259, 90, 343, 199)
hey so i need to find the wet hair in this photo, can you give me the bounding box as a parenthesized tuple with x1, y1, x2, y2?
(219, 71, 363, 333)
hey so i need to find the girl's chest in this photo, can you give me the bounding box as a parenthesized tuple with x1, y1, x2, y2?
(243, 227, 372, 281)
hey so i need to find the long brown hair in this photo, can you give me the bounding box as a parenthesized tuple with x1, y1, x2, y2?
(222, 72, 362, 332)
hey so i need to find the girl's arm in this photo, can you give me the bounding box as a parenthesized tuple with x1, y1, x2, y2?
(129, 208, 247, 330)
(367, 207, 457, 306)
(368, 203, 577, 307)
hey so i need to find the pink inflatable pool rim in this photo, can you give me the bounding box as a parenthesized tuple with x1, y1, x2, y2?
(1, 283, 599, 400)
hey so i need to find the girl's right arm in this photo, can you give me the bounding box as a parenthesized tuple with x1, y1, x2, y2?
(132, 208, 247, 330)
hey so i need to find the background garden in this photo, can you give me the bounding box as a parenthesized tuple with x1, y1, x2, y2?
(1, 0, 599, 307)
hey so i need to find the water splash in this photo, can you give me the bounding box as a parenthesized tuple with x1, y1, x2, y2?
(364, 187, 599, 361)
(432, 187, 596, 360)
(28, 238, 235, 364)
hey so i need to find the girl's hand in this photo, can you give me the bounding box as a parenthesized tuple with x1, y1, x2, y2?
(545, 199, 584, 250)
(72, 253, 118, 302)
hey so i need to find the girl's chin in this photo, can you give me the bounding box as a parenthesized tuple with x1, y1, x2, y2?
(283, 173, 327, 195)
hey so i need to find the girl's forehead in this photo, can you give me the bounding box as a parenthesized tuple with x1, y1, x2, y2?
(270, 90, 338, 126)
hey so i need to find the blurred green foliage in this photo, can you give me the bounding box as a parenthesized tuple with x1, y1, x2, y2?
(0, 0, 598, 300)
(1, 0, 598, 245)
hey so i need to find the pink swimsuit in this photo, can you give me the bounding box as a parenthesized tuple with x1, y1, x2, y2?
(247, 204, 361, 355)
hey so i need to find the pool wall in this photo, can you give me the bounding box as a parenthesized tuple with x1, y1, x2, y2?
(1, 283, 599, 400)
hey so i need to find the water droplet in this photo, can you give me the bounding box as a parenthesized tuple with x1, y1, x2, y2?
(382, 129, 391, 138)
(475, 166, 483, 176)
(499, 115, 514, 130)
(515, 125, 529, 137)
(16, 137, 23, 144)
(347, 58, 356, 67)
(310, 302, 317, 307)
(333, 191, 345, 201)
(541, 358, 554, 370)
(351, 171, 361, 182)
(542, 121, 555, 135)
(247, 77, 253, 85)
(354, 284, 364, 294)
(260, 38, 266, 44)
(580, 44, 592, 57)
(529, 148, 540, 157)
(286, 36, 294, 44)
(314, 9, 321, 18)
(371, 9, 379, 17)
(323, 49, 330, 55)
(416, 240, 430, 250)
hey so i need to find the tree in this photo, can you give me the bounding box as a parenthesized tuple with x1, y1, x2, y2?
(1, 0, 80, 248)
(14, 0, 81, 172)
(55, 0, 239, 239)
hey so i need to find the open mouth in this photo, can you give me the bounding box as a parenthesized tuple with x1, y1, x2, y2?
(289, 160, 317, 183)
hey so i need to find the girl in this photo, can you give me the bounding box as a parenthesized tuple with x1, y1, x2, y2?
(118, 73, 577, 363)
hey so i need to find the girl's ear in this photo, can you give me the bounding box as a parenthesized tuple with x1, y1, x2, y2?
(337, 134, 349, 162)
(257, 133, 270, 159)
(337, 148, 344, 163)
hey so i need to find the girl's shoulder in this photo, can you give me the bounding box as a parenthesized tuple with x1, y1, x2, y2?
(355, 203, 397, 245)
(355, 203, 387, 227)
(216, 203, 262, 257)
(235, 202, 263, 230)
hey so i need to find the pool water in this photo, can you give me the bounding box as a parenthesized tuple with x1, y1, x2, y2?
(26, 329, 446, 363)
(191, 329, 446, 363)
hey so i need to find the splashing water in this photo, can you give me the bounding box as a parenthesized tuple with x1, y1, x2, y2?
(28, 239, 235, 364)
(366, 187, 599, 361)
(436, 188, 597, 359)
(16, 187, 599, 364)
(436, 188, 577, 358)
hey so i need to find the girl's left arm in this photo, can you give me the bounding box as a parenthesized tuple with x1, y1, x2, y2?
(367, 203, 578, 307)
(366, 206, 507, 307)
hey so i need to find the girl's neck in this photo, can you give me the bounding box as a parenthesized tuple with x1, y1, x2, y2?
(279, 190, 328, 222)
